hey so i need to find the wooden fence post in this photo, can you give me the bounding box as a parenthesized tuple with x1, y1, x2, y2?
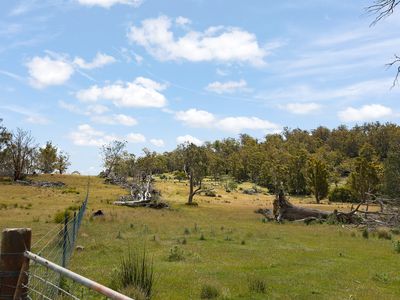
(0, 228, 31, 300)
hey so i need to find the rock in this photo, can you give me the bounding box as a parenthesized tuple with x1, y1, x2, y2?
(92, 210, 104, 217)
(76, 245, 84, 251)
(243, 188, 257, 195)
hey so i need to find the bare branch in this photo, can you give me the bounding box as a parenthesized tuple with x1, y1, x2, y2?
(367, 0, 400, 26)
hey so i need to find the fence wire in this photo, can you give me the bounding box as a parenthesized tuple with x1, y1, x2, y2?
(24, 185, 103, 300)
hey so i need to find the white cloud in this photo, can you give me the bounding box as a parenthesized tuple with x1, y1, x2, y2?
(73, 52, 116, 69)
(205, 80, 248, 94)
(176, 134, 203, 146)
(76, 77, 167, 108)
(86, 104, 109, 114)
(77, 0, 143, 8)
(150, 138, 165, 147)
(174, 108, 280, 134)
(175, 16, 191, 26)
(69, 124, 117, 146)
(127, 133, 146, 143)
(91, 114, 137, 126)
(25, 115, 49, 125)
(279, 102, 321, 114)
(175, 108, 216, 128)
(127, 15, 266, 66)
(27, 56, 74, 88)
(216, 116, 280, 134)
(259, 78, 398, 103)
(338, 104, 394, 122)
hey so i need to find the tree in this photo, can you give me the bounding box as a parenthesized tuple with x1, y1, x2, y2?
(367, 0, 400, 85)
(0, 119, 11, 175)
(101, 140, 127, 177)
(9, 129, 36, 181)
(37, 141, 58, 173)
(383, 146, 400, 197)
(55, 151, 71, 174)
(307, 157, 329, 204)
(178, 143, 208, 205)
(348, 144, 381, 202)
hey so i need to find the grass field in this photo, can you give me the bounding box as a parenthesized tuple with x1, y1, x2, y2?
(1, 175, 400, 299)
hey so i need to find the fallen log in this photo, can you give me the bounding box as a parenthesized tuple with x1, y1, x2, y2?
(273, 191, 330, 221)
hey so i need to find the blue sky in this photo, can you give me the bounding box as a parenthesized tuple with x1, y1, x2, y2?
(1, 0, 400, 174)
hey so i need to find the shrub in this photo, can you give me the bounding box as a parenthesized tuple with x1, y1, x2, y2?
(110, 248, 154, 299)
(200, 284, 219, 299)
(248, 278, 267, 294)
(184, 228, 190, 235)
(394, 240, 400, 253)
(328, 186, 358, 203)
(168, 246, 184, 262)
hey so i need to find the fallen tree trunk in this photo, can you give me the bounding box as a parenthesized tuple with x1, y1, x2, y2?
(273, 192, 330, 221)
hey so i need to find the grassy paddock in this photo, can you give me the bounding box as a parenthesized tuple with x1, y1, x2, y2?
(1, 175, 399, 299)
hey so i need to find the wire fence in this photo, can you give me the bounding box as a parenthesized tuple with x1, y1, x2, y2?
(23, 186, 98, 299)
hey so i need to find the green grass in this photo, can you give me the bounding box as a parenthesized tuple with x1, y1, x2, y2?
(1, 175, 400, 299)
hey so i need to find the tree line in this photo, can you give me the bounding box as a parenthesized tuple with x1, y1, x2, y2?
(102, 122, 400, 204)
(0, 119, 70, 180)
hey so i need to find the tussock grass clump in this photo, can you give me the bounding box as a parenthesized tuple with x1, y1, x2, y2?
(394, 240, 400, 253)
(184, 228, 190, 235)
(248, 278, 267, 294)
(199, 233, 206, 240)
(111, 248, 154, 299)
(377, 228, 392, 240)
(362, 228, 369, 239)
(168, 246, 184, 262)
(53, 210, 72, 223)
(200, 284, 219, 299)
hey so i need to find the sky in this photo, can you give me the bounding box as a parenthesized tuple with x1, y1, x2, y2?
(1, 0, 400, 174)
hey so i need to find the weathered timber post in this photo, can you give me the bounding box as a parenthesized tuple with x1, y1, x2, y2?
(0, 228, 31, 300)
(62, 213, 69, 268)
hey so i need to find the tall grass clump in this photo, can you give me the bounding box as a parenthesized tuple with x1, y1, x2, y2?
(111, 248, 154, 299)
(200, 284, 219, 299)
(248, 278, 267, 294)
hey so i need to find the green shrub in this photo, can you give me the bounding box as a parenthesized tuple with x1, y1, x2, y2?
(328, 186, 358, 203)
(249, 278, 267, 294)
(200, 284, 219, 299)
(110, 248, 154, 299)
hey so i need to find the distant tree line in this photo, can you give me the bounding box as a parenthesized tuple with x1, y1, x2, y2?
(103, 122, 400, 204)
(0, 119, 71, 180)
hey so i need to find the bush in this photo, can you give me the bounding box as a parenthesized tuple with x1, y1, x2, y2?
(248, 278, 267, 294)
(110, 248, 154, 299)
(200, 284, 219, 299)
(328, 186, 358, 203)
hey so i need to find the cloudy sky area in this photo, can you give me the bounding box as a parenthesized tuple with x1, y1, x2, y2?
(0, 0, 399, 174)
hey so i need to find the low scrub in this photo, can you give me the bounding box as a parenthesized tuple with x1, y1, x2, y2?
(328, 186, 358, 203)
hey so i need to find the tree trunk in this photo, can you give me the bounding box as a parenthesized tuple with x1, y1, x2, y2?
(187, 174, 194, 204)
(274, 191, 329, 221)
